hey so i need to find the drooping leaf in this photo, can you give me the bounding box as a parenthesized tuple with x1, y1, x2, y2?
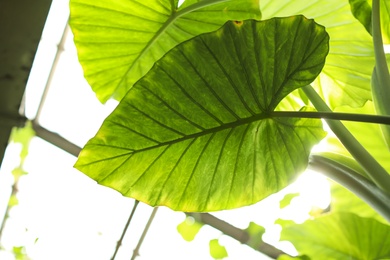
(330, 181, 386, 223)
(281, 212, 390, 259)
(177, 216, 203, 242)
(261, 0, 375, 109)
(279, 193, 300, 209)
(209, 239, 228, 259)
(69, 0, 261, 103)
(349, 0, 390, 43)
(75, 17, 328, 212)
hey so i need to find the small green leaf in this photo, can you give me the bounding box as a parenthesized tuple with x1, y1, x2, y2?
(76, 17, 328, 211)
(11, 121, 35, 162)
(9, 194, 19, 207)
(279, 193, 300, 209)
(177, 216, 203, 242)
(70, 0, 261, 103)
(275, 218, 296, 228)
(209, 239, 228, 259)
(281, 212, 390, 259)
(245, 222, 265, 248)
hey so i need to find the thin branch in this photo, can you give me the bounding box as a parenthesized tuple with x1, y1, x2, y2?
(187, 213, 288, 259)
(111, 200, 140, 260)
(131, 207, 158, 260)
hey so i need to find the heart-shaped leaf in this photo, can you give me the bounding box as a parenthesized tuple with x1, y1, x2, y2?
(75, 17, 328, 212)
(69, 0, 262, 103)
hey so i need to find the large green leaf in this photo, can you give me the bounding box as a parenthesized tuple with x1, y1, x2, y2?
(261, 0, 375, 109)
(75, 17, 328, 211)
(69, 0, 261, 103)
(281, 212, 390, 259)
(349, 0, 390, 43)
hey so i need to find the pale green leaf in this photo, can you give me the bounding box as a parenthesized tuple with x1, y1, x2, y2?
(245, 222, 265, 248)
(281, 212, 390, 259)
(209, 239, 228, 259)
(279, 192, 300, 209)
(69, 0, 261, 103)
(261, 0, 375, 109)
(75, 17, 328, 212)
(349, 0, 390, 43)
(177, 216, 203, 241)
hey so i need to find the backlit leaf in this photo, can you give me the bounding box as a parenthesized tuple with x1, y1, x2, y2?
(177, 216, 203, 241)
(281, 212, 390, 259)
(349, 0, 390, 43)
(209, 239, 228, 259)
(75, 17, 328, 212)
(261, 0, 375, 109)
(279, 192, 300, 209)
(70, 0, 261, 103)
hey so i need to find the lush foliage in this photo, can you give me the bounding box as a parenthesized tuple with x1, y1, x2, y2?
(70, 0, 390, 258)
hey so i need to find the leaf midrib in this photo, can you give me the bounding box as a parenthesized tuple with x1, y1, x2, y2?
(113, 0, 232, 96)
(123, 111, 271, 155)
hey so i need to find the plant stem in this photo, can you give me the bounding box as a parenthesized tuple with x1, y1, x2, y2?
(131, 207, 158, 260)
(187, 213, 287, 259)
(372, 0, 390, 88)
(270, 111, 390, 125)
(302, 84, 390, 194)
(310, 155, 390, 222)
(111, 200, 139, 260)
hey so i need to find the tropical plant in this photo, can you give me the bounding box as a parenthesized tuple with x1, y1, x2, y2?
(69, 0, 390, 258)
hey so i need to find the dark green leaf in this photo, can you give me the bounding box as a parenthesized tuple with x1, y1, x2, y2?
(70, 0, 261, 103)
(209, 239, 228, 259)
(75, 17, 328, 211)
(177, 216, 203, 241)
(281, 212, 390, 259)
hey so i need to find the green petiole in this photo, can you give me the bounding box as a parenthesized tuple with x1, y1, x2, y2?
(302, 84, 390, 194)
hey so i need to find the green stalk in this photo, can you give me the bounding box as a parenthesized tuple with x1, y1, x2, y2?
(270, 111, 390, 125)
(302, 84, 390, 194)
(372, 0, 390, 149)
(309, 155, 390, 222)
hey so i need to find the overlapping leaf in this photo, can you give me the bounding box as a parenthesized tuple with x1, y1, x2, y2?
(75, 17, 328, 212)
(349, 0, 390, 43)
(261, 0, 375, 109)
(281, 212, 390, 259)
(69, 0, 261, 103)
